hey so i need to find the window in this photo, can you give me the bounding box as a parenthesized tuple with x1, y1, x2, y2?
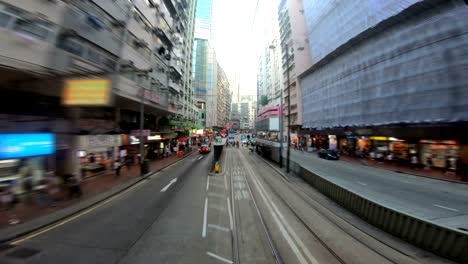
(87, 48, 103, 65)
(60, 38, 84, 56)
(13, 19, 53, 40)
(0, 12, 12, 28)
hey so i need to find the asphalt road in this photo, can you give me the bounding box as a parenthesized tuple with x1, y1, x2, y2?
(0, 146, 455, 264)
(287, 150, 468, 230)
(0, 152, 218, 264)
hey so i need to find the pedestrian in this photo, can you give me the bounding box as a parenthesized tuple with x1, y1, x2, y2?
(445, 156, 452, 175)
(1, 183, 20, 225)
(411, 155, 419, 170)
(126, 156, 133, 172)
(387, 152, 393, 163)
(34, 178, 51, 207)
(22, 174, 34, 205)
(425, 156, 433, 170)
(165, 145, 171, 158)
(456, 157, 463, 177)
(360, 151, 367, 165)
(114, 159, 122, 176)
(159, 147, 164, 159)
(47, 171, 60, 204)
(66, 173, 82, 199)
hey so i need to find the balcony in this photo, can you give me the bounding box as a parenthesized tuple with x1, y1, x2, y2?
(90, 0, 128, 21)
(168, 79, 182, 93)
(169, 59, 183, 77)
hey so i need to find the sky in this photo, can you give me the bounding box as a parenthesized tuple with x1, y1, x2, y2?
(211, 0, 267, 98)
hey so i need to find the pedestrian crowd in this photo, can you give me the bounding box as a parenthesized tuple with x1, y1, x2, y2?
(0, 171, 83, 225)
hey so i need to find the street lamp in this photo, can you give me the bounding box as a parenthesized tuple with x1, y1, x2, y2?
(269, 43, 283, 169)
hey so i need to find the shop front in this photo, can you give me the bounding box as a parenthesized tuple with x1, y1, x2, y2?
(339, 136, 357, 156)
(419, 140, 460, 169)
(358, 136, 371, 152)
(78, 135, 121, 178)
(0, 133, 55, 194)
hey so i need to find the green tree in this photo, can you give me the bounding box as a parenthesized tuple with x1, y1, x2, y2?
(260, 95, 269, 106)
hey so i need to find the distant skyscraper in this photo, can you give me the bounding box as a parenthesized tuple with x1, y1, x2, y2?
(195, 0, 214, 41)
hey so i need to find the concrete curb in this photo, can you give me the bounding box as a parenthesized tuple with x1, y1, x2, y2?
(0, 150, 197, 244)
(287, 158, 468, 263)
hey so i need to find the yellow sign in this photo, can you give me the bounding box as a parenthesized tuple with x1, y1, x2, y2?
(369, 136, 388, 141)
(63, 79, 111, 106)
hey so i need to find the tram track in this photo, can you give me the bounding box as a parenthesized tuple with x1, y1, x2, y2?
(227, 149, 283, 264)
(249, 150, 427, 264)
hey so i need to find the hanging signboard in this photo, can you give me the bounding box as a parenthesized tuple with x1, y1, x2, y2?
(62, 79, 111, 106)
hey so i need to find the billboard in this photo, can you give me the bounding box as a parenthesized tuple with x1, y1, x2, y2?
(62, 79, 111, 106)
(0, 134, 55, 159)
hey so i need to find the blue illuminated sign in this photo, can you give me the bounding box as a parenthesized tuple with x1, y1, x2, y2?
(0, 134, 55, 159)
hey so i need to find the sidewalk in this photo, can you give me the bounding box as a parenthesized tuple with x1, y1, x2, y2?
(0, 149, 196, 229)
(289, 149, 466, 184)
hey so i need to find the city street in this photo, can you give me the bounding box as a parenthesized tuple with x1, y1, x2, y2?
(0, 147, 454, 263)
(286, 150, 468, 230)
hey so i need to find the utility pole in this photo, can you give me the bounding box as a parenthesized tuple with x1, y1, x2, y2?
(285, 43, 291, 173)
(139, 83, 145, 174)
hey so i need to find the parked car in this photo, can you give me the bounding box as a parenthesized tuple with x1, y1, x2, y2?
(318, 149, 339, 160)
(199, 145, 211, 154)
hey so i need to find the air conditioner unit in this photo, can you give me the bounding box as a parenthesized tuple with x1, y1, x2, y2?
(134, 39, 148, 48)
(120, 60, 134, 68)
(111, 20, 126, 28)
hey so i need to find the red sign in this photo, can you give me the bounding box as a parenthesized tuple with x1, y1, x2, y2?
(144, 90, 160, 104)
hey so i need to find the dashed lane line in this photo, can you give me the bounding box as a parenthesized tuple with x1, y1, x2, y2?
(208, 224, 230, 232)
(433, 204, 459, 212)
(160, 178, 177, 192)
(207, 251, 233, 264)
(202, 197, 208, 238)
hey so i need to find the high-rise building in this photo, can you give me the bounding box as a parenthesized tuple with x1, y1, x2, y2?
(192, 0, 230, 129)
(299, 0, 468, 160)
(232, 97, 256, 131)
(192, 38, 217, 128)
(0, 0, 196, 178)
(278, 0, 312, 133)
(256, 0, 283, 112)
(194, 0, 213, 41)
(217, 63, 232, 128)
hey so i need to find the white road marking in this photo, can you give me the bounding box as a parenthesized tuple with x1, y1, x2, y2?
(227, 197, 233, 230)
(208, 192, 225, 199)
(206, 175, 210, 191)
(207, 251, 233, 264)
(356, 181, 367, 186)
(202, 197, 208, 238)
(224, 171, 228, 191)
(11, 180, 147, 245)
(434, 204, 459, 212)
(242, 154, 318, 264)
(160, 178, 177, 192)
(208, 224, 230, 232)
(198, 156, 203, 160)
(209, 204, 227, 212)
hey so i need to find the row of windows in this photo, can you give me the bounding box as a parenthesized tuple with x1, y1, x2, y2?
(0, 6, 54, 40)
(59, 37, 116, 70)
